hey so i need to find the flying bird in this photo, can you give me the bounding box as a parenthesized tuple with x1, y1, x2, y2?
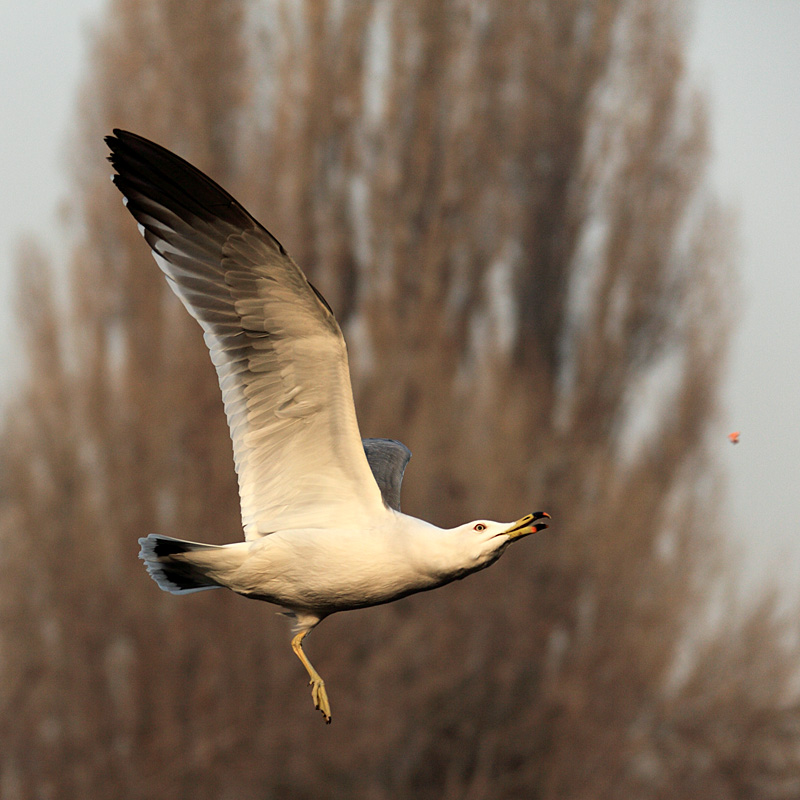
(106, 130, 550, 723)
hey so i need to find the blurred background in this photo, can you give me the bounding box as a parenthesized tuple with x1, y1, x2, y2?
(1, 1, 798, 798)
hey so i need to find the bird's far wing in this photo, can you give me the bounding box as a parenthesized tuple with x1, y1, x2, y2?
(362, 439, 412, 512)
(107, 130, 385, 538)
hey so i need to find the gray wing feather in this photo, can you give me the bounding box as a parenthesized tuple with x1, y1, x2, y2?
(362, 439, 411, 512)
(107, 130, 385, 537)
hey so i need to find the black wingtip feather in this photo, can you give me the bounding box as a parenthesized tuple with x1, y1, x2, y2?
(105, 129, 289, 256)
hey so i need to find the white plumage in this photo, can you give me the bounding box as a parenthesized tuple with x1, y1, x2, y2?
(107, 130, 550, 723)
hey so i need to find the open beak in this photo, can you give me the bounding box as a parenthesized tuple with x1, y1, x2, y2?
(503, 511, 550, 540)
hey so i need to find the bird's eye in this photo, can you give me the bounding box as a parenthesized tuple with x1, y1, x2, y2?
(474, 524, 486, 532)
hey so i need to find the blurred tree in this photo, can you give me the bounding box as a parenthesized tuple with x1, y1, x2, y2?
(1, 0, 797, 798)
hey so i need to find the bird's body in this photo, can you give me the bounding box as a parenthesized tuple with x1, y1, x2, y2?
(106, 130, 550, 723)
(147, 510, 512, 614)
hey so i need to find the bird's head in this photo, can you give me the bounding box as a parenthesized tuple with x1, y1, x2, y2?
(444, 511, 551, 573)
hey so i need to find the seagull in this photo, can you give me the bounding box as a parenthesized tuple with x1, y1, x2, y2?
(106, 130, 550, 723)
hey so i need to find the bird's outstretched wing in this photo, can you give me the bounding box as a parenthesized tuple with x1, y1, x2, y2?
(107, 130, 384, 538)
(362, 439, 411, 512)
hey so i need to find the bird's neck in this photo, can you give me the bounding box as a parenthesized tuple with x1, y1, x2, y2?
(394, 513, 487, 584)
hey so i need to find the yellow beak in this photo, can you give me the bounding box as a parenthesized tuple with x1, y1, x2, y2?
(504, 511, 551, 540)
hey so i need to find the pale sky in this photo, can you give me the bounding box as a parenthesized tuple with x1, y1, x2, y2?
(1, 1, 798, 588)
(688, 0, 800, 587)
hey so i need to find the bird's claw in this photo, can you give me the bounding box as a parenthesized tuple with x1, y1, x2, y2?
(310, 678, 331, 723)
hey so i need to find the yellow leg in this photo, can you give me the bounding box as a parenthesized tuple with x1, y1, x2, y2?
(291, 629, 332, 723)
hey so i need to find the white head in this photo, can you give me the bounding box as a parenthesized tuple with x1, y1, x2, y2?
(433, 511, 551, 580)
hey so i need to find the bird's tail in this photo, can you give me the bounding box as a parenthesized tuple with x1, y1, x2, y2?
(138, 534, 224, 594)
